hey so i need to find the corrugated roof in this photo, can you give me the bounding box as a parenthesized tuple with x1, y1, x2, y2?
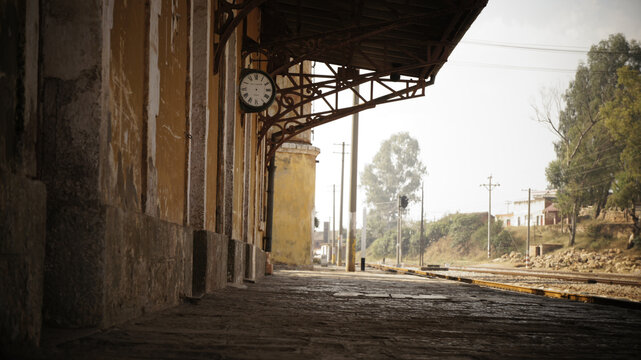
(259, 0, 487, 78)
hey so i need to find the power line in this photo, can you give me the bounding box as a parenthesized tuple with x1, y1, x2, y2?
(450, 61, 617, 74)
(461, 39, 630, 55)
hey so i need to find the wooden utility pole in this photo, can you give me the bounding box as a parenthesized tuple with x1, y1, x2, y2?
(481, 175, 500, 259)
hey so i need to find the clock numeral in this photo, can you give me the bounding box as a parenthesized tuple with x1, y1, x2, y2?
(243, 93, 248, 99)
(265, 88, 272, 92)
(241, 87, 247, 91)
(247, 98, 253, 104)
(254, 74, 259, 80)
(263, 94, 270, 99)
(264, 83, 269, 86)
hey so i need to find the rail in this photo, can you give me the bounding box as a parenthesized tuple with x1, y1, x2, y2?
(368, 263, 641, 310)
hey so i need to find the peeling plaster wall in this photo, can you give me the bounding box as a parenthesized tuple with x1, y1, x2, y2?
(272, 144, 320, 267)
(156, 0, 189, 225)
(100, 0, 194, 328)
(4, 0, 271, 340)
(106, 0, 145, 211)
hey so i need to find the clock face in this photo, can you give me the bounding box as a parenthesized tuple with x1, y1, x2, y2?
(239, 70, 275, 112)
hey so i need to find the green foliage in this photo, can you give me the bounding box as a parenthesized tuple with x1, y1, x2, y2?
(361, 132, 426, 240)
(602, 67, 641, 222)
(493, 229, 515, 255)
(369, 232, 396, 259)
(368, 225, 418, 259)
(542, 34, 641, 245)
(448, 213, 486, 252)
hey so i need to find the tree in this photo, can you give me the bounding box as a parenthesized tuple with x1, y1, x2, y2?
(361, 132, 426, 240)
(537, 34, 641, 246)
(602, 66, 641, 246)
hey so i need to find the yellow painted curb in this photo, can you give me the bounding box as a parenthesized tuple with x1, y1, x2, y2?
(368, 263, 641, 310)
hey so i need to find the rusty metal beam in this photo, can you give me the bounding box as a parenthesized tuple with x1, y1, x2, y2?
(256, 62, 430, 162)
(213, 0, 267, 74)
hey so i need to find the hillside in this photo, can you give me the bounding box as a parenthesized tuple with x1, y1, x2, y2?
(409, 216, 641, 274)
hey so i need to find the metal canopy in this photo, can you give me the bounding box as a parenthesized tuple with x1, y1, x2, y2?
(214, 0, 487, 161)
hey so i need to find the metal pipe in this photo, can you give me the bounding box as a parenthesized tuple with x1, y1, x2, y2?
(264, 159, 276, 252)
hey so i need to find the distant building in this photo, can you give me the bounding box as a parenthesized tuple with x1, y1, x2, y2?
(499, 190, 559, 227)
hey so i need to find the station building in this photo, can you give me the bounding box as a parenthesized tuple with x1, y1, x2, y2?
(1, 0, 486, 350)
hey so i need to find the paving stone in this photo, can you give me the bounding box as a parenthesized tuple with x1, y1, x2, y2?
(36, 267, 641, 359)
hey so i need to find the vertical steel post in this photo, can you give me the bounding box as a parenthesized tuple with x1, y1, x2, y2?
(527, 188, 531, 268)
(347, 85, 359, 272)
(332, 184, 335, 264)
(361, 208, 367, 271)
(338, 142, 345, 267)
(396, 195, 401, 266)
(420, 183, 425, 267)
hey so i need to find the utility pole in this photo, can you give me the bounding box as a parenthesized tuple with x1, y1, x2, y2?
(523, 188, 531, 269)
(480, 175, 500, 259)
(337, 142, 346, 267)
(361, 208, 367, 271)
(419, 183, 425, 267)
(347, 84, 359, 272)
(332, 184, 336, 264)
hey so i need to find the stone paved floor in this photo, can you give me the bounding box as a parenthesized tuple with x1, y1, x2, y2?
(36, 267, 641, 359)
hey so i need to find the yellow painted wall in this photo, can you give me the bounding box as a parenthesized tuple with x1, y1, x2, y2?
(107, 0, 145, 211)
(156, 0, 189, 225)
(272, 146, 319, 266)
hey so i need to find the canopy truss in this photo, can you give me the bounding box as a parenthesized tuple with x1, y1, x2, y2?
(214, 0, 488, 162)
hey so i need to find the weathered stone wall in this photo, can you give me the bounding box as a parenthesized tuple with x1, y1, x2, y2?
(0, 170, 46, 348)
(227, 239, 246, 284)
(193, 230, 228, 295)
(0, 0, 46, 351)
(103, 206, 193, 326)
(3, 0, 271, 348)
(39, 0, 107, 328)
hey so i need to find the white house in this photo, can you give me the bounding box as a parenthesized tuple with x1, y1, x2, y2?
(499, 190, 559, 227)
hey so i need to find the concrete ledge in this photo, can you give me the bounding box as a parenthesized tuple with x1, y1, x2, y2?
(0, 168, 47, 348)
(227, 239, 245, 284)
(243, 244, 266, 281)
(193, 230, 228, 295)
(103, 206, 193, 327)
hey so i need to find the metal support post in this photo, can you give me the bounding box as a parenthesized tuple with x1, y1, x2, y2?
(347, 84, 359, 272)
(420, 183, 425, 267)
(337, 142, 345, 267)
(361, 208, 367, 271)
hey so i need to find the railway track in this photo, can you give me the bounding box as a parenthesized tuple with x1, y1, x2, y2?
(448, 266, 641, 287)
(368, 263, 641, 309)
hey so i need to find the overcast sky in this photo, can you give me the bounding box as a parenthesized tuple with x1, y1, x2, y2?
(312, 0, 641, 228)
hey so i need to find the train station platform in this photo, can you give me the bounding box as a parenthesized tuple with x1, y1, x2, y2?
(34, 267, 641, 359)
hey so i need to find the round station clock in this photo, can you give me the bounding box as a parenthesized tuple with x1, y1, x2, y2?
(238, 69, 276, 113)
